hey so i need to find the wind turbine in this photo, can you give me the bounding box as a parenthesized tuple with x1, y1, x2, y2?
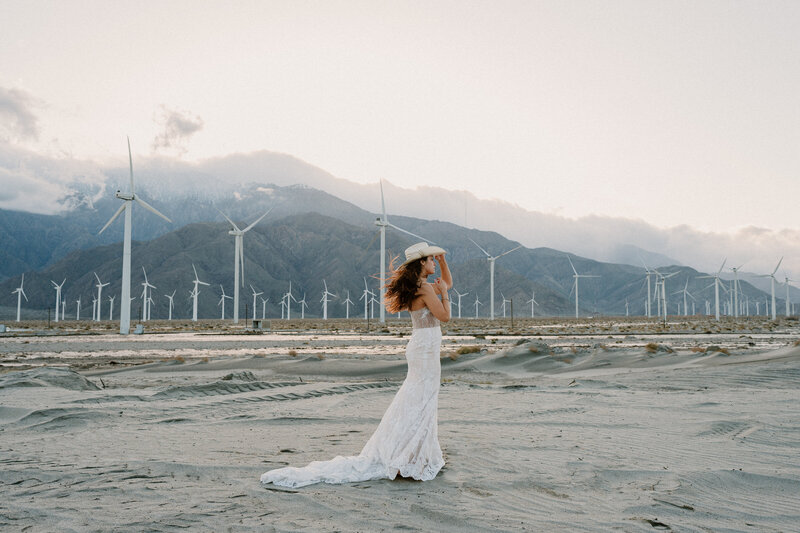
(94, 273, 110, 321)
(165, 290, 176, 320)
(98, 138, 171, 334)
(453, 289, 468, 319)
(567, 256, 599, 319)
(321, 280, 337, 320)
(374, 179, 436, 324)
(51, 278, 66, 322)
(76, 297, 81, 320)
(218, 285, 233, 319)
(284, 282, 297, 319)
(140, 267, 156, 321)
(526, 290, 538, 318)
(260, 296, 269, 319)
(758, 258, 783, 321)
(469, 237, 522, 320)
(61, 299, 66, 320)
(298, 293, 309, 319)
(360, 278, 374, 320)
(698, 259, 727, 320)
(108, 295, 116, 321)
(473, 295, 482, 318)
(250, 285, 263, 322)
(500, 293, 510, 318)
(92, 297, 97, 322)
(784, 274, 794, 316)
(729, 264, 745, 318)
(656, 271, 679, 321)
(640, 260, 654, 317)
(343, 290, 354, 319)
(672, 279, 695, 317)
(215, 207, 272, 324)
(12, 274, 27, 322)
(191, 264, 210, 322)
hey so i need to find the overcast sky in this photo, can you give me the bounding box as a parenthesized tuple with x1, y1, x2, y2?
(2, 0, 798, 234)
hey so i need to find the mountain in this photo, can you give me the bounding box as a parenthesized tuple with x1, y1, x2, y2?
(0, 210, 780, 321)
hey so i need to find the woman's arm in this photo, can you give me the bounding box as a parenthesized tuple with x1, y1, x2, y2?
(435, 254, 453, 290)
(420, 282, 450, 322)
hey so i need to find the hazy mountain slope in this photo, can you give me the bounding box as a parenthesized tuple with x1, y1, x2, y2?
(1, 212, 780, 321)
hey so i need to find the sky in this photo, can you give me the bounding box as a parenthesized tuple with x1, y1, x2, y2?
(1, 0, 799, 235)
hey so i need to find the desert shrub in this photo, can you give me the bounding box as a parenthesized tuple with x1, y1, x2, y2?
(645, 343, 659, 353)
(288, 349, 298, 357)
(457, 345, 481, 355)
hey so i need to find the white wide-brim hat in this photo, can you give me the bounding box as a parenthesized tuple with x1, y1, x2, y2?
(401, 242, 446, 266)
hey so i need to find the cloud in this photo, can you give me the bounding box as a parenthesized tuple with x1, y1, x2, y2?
(0, 141, 106, 214)
(0, 86, 40, 140)
(151, 106, 204, 156)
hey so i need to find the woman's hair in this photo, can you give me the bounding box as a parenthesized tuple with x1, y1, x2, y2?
(384, 255, 426, 313)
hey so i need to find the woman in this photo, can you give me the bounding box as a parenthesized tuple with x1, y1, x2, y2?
(260, 242, 452, 488)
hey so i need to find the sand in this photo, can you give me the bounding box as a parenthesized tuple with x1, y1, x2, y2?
(1, 318, 799, 531)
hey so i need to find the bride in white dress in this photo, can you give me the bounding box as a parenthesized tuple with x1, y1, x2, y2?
(260, 242, 452, 488)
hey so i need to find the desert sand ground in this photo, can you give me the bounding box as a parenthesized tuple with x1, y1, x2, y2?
(1, 316, 799, 531)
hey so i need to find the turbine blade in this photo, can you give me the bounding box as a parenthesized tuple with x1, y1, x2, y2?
(497, 244, 522, 258)
(135, 197, 172, 223)
(567, 256, 578, 276)
(468, 237, 491, 258)
(240, 242, 245, 286)
(94, 272, 101, 284)
(717, 258, 727, 274)
(98, 203, 127, 234)
(127, 137, 134, 194)
(22, 289, 28, 301)
(387, 222, 434, 244)
(242, 208, 271, 233)
(193, 264, 199, 280)
(214, 206, 240, 231)
(772, 257, 784, 275)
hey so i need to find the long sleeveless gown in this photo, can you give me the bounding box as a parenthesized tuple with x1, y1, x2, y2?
(260, 307, 445, 488)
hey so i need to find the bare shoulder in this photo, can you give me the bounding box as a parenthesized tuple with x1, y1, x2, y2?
(417, 282, 436, 295)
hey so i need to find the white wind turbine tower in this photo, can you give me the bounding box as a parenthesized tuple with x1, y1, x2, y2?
(191, 264, 210, 322)
(321, 280, 337, 320)
(61, 300, 66, 320)
(99, 138, 171, 334)
(108, 295, 115, 321)
(51, 278, 66, 322)
(473, 295, 482, 318)
(758, 258, 783, 321)
(360, 278, 374, 320)
(250, 285, 263, 322)
(526, 290, 538, 318)
(567, 256, 599, 319)
(260, 296, 269, 319)
(12, 274, 27, 322)
(92, 297, 97, 321)
(215, 207, 272, 324)
(94, 273, 110, 321)
(75, 297, 82, 320)
(453, 289, 468, 319)
(343, 290, 354, 319)
(374, 179, 436, 324)
(280, 297, 287, 319)
(698, 259, 727, 320)
(218, 285, 233, 319)
(469, 237, 522, 320)
(165, 290, 176, 320)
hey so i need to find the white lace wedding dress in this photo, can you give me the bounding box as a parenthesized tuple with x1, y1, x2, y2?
(260, 307, 445, 488)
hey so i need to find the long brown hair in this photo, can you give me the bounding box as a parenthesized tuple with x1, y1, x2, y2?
(384, 255, 426, 313)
